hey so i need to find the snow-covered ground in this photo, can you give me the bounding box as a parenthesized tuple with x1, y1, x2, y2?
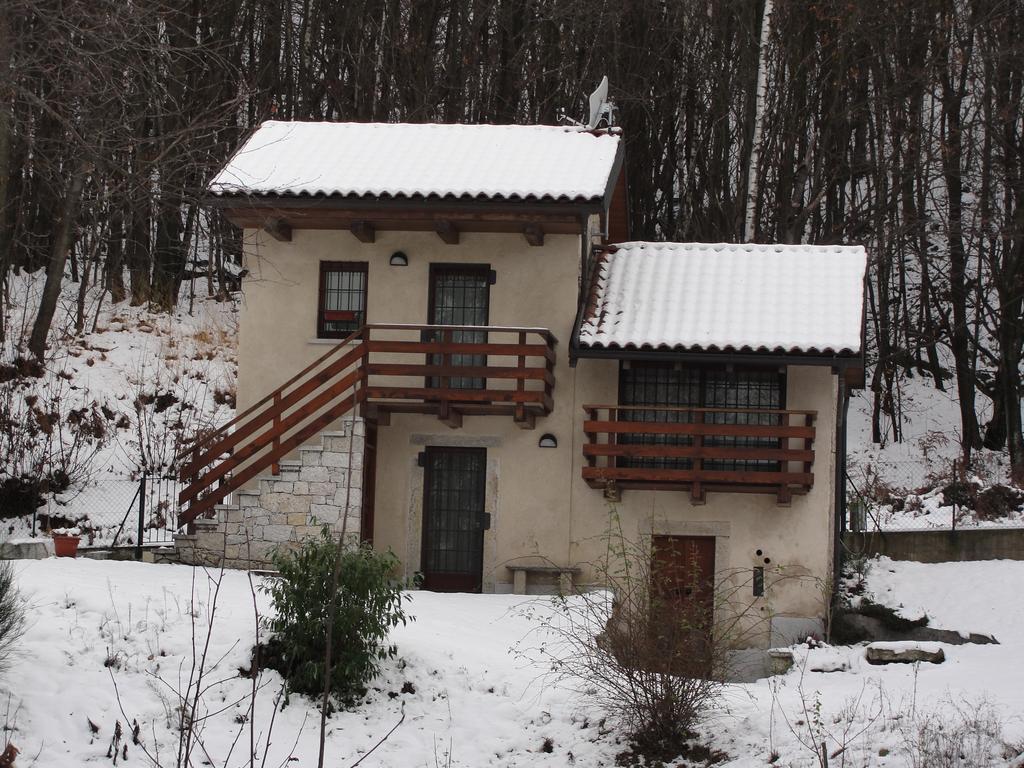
(713, 556, 1024, 767)
(2, 556, 1022, 767)
(4, 558, 618, 767)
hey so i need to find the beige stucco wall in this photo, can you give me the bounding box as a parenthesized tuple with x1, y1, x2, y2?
(234, 225, 840, 643)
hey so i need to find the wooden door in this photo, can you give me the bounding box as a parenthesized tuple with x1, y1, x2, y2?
(427, 265, 490, 390)
(650, 535, 716, 673)
(421, 447, 487, 592)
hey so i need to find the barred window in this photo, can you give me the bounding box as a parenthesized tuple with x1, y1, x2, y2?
(618, 363, 784, 473)
(318, 262, 367, 338)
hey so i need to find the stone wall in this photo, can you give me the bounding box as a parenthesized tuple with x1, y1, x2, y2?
(843, 528, 1024, 563)
(176, 421, 364, 569)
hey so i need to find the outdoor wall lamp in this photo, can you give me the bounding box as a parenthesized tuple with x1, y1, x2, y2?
(389, 251, 409, 266)
(538, 433, 557, 448)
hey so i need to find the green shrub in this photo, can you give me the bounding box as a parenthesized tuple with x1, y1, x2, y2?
(261, 527, 409, 708)
(0, 561, 25, 673)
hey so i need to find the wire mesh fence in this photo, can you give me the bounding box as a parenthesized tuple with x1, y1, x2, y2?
(845, 461, 1024, 533)
(0, 474, 180, 550)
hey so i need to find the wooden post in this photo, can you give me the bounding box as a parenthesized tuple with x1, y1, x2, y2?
(438, 328, 455, 426)
(803, 412, 815, 479)
(583, 407, 598, 468)
(514, 330, 526, 424)
(691, 411, 706, 504)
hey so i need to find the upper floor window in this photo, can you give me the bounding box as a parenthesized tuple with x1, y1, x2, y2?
(618, 362, 784, 472)
(318, 261, 367, 338)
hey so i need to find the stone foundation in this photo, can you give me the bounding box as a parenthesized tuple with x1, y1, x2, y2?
(176, 421, 365, 569)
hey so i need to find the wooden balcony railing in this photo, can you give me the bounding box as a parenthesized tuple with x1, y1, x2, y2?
(582, 405, 817, 503)
(176, 324, 555, 527)
(360, 324, 555, 428)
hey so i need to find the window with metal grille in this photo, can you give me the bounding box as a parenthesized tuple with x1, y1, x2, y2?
(317, 261, 367, 338)
(618, 363, 784, 473)
(618, 362, 700, 470)
(428, 265, 490, 390)
(702, 369, 783, 472)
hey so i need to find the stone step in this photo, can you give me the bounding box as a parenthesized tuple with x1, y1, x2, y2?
(79, 549, 111, 560)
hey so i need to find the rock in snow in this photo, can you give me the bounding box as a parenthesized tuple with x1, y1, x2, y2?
(865, 641, 946, 665)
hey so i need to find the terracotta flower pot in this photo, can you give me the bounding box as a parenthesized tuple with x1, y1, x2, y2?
(52, 534, 81, 558)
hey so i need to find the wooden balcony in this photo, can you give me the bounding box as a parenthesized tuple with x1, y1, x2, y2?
(359, 324, 555, 428)
(582, 405, 817, 503)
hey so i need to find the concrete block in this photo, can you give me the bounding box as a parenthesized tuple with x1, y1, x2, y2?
(299, 450, 321, 466)
(321, 451, 348, 468)
(329, 468, 362, 488)
(333, 488, 362, 507)
(299, 466, 330, 483)
(866, 642, 945, 665)
(263, 525, 294, 543)
(261, 493, 311, 515)
(311, 504, 342, 522)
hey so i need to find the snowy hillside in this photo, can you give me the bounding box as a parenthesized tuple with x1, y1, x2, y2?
(1, 270, 237, 541)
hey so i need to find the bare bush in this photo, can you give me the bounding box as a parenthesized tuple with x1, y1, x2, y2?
(0, 562, 25, 677)
(521, 515, 762, 763)
(901, 697, 1015, 768)
(0, 349, 107, 517)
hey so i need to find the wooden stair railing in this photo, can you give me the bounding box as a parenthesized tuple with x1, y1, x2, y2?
(177, 327, 369, 527)
(176, 324, 558, 528)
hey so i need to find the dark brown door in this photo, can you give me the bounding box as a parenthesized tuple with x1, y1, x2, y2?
(427, 265, 490, 390)
(421, 447, 487, 592)
(650, 535, 716, 673)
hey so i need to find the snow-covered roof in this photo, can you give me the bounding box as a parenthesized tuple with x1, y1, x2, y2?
(209, 121, 621, 202)
(577, 242, 867, 357)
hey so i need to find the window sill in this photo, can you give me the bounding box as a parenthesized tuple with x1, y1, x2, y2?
(308, 338, 343, 345)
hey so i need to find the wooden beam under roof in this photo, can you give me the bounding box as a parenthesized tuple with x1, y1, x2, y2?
(350, 220, 375, 243)
(523, 223, 544, 246)
(262, 218, 292, 242)
(434, 219, 459, 244)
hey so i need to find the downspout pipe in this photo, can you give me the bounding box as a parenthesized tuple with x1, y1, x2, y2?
(833, 371, 849, 598)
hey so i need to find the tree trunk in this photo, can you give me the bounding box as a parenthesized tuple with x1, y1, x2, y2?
(28, 164, 87, 359)
(127, 205, 151, 306)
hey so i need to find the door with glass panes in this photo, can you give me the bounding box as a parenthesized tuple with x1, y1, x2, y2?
(427, 264, 490, 390)
(420, 447, 487, 592)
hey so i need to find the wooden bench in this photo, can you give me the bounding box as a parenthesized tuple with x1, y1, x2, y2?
(506, 564, 581, 595)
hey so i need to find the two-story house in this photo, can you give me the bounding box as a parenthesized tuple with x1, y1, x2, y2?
(176, 120, 866, 647)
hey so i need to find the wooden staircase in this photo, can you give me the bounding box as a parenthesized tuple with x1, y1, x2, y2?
(177, 323, 556, 528)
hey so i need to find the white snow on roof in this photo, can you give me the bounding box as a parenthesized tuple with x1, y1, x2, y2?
(209, 121, 620, 201)
(578, 242, 866, 356)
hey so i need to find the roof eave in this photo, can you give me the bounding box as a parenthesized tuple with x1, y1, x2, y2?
(570, 342, 864, 370)
(203, 193, 607, 219)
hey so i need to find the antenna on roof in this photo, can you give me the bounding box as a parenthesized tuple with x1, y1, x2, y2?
(586, 76, 614, 130)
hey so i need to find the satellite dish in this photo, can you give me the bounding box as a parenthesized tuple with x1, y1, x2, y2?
(587, 76, 610, 129)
